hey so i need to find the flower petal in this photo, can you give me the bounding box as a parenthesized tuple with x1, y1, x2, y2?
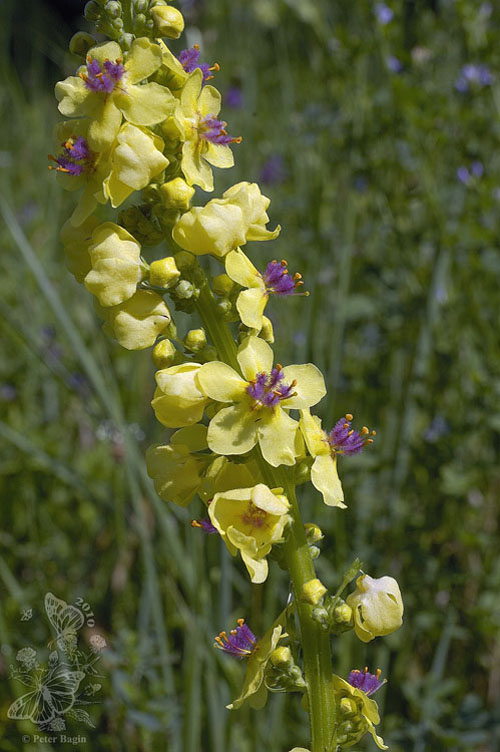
(311, 454, 346, 508)
(116, 82, 175, 126)
(180, 69, 203, 116)
(124, 37, 163, 84)
(181, 140, 214, 191)
(226, 249, 261, 288)
(257, 409, 298, 467)
(237, 287, 268, 330)
(237, 336, 274, 380)
(240, 550, 269, 584)
(204, 143, 234, 168)
(281, 364, 326, 409)
(87, 98, 122, 151)
(197, 362, 247, 402)
(198, 83, 221, 117)
(207, 403, 258, 455)
(299, 409, 329, 457)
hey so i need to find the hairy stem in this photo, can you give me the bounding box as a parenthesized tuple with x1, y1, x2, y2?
(194, 275, 336, 751)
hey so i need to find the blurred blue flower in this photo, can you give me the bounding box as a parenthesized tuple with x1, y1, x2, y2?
(455, 63, 493, 92)
(226, 86, 244, 109)
(386, 56, 403, 73)
(0, 384, 17, 402)
(457, 162, 483, 185)
(259, 154, 287, 185)
(374, 3, 394, 25)
(424, 415, 449, 442)
(457, 166, 470, 185)
(470, 160, 484, 178)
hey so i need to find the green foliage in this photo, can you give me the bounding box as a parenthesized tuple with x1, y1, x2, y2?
(1, 0, 500, 749)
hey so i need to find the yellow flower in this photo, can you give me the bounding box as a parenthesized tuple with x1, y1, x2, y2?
(50, 121, 168, 226)
(102, 124, 169, 207)
(146, 424, 211, 507)
(84, 223, 147, 307)
(60, 215, 100, 282)
(150, 4, 185, 39)
(151, 362, 209, 428)
(299, 409, 345, 508)
(55, 37, 175, 151)
(173, 68, 239, 191)
(333, 675, 387, 749)
(226, 249, 304, 330)
(227, 622, 284, 710)
(197, 336, 325, 467)
(96, 289, 171, 350)
(50, 120, 111, 227)
(346, 574, 404, 643)
(172, 181, 280, 258)
(208, 484, 291, 583)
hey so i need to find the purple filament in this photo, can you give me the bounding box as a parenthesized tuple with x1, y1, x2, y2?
(215, 619, 257, 658)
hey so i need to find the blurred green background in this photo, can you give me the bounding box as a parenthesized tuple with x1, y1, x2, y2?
(1, 0, 500, 749)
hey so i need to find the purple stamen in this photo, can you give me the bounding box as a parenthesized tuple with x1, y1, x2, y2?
(327, 414, 375, 456)
(263, 260, 303, 296)
(179, 45, 219, 83)
(198, 114, 241, 145)
(246, 367, 295, 408)
(49, 136, 95, 176)
(348, 668, 385, 696)
(215, 619, 257, 658)
(82, 56, 125, 93)
(191, 517, 218, 534)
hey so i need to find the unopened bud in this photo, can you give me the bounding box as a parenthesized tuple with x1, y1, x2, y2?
(174, 251, 196, 270)
(184, 328, 207, 352)
(333, 603, 353, 627)
(212, 274, 234, 296)
(150, 257, 181, 288)
(150, 5, 185, 38)
(69, 32, 97, 57)
(160, 178, 195, 210)
(304, 522, 324, 544)
(112, 16, 124, 30)
(152, 339, 178, 368)
(175, 280, 195, 299)
(84, 1, 101, 21)
(134, 0, 148, 10)
(301, 578, 327, 606)
(270, 646, 293, 668)
(216, 299, 232, 316)
(105, 0, 122, 18)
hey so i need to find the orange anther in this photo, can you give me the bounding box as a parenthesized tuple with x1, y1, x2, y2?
(345, 413, 353, 421)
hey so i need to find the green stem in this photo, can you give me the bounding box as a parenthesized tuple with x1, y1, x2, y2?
(121, 0, 134, 34)
(195, 275, 336, 752)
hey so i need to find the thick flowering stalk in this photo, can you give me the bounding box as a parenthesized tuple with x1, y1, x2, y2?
(51, 4, 404, 750)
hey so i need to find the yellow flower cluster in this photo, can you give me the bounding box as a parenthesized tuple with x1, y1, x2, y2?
(53, 10, 404, 748)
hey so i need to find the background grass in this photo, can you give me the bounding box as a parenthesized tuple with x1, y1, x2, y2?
(1, 0, 500, 749)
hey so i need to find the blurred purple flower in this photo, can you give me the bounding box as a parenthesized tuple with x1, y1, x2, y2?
(374, 3, 394, 24)
(0, 384, 17, 402)
(479, 2, 492, 18)
(457, 166, 470, 185)
(424, 415, 449, 442)
(471, 160, 484, 178)
(455, 63, 493, 92)
(226, 86, 244, 109)
(386, 56, 403, 73)
(259, 154, 287, 185)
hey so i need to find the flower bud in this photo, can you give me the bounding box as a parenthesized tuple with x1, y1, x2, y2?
(333, 602, 353, 627)
(84, 1, 101, 21)
(150, 5, 185, 38)
(304, 522, 324, 544)
(112, 16, 124, 30)
(184, 328, 207, 352)
(340, 697, 358, 716)
(175, 280, 195, 299)
(301, 578, 327, 606)
(134, 0, 148, 10)
(174, 251, 196, 271)
(270, 646, 293, 668)
(150, 257, 181, 288)
(105, 1, 122, 18)
(212, 273, 234, 296)
(346, 574, 403, 643)
(152, 338, 178, 368)
(69, 32, 97, 57)
(216, 299, 232, 316)
(160, 178, 195, 210)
